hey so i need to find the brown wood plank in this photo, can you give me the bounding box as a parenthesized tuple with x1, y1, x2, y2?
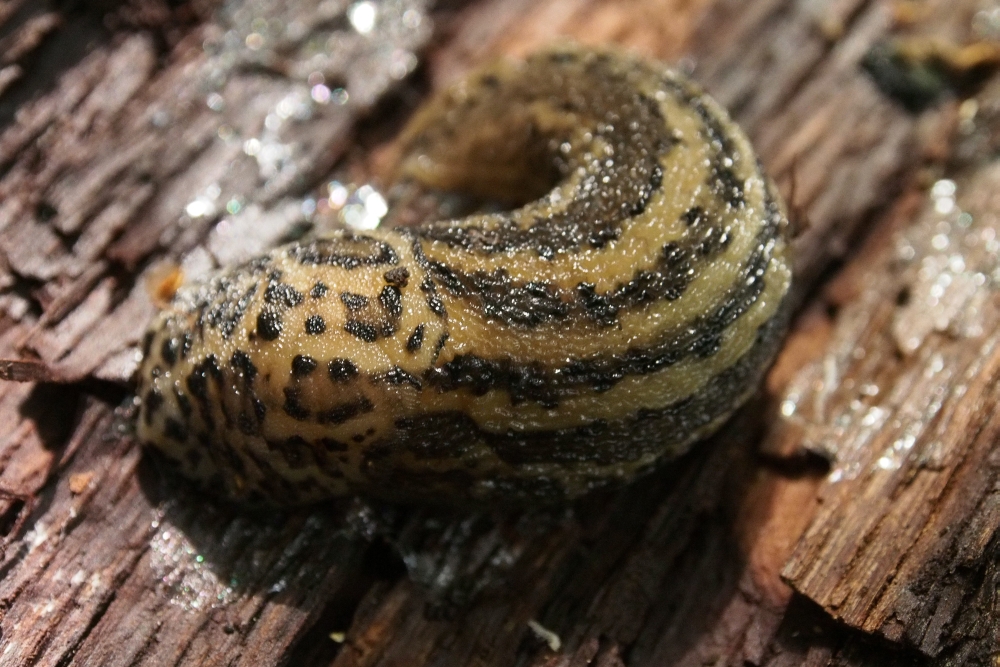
(781, 159, 1000, 661)
(1, 0, 1000, 665)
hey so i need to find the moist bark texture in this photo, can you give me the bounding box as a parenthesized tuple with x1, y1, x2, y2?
(1, 0, 998, 665)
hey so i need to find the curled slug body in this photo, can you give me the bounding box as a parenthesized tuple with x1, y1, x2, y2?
(137, 48, 793, 505)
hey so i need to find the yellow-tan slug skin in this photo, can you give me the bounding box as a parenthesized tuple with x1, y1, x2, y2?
(136, 47, 792, 505)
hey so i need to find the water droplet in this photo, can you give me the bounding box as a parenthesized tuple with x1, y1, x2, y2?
(311, 84, 332, 104)
(245, 32, 264, 50)
(243, 138, 261, 156)
(206, 93, 225, 112)
(931, 179, 956, 198)
(348, 1, 377, 34)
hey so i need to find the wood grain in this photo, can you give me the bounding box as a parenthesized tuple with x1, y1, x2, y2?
(1, 0, 999, 665)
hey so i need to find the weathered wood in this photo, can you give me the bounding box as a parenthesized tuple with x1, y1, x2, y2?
(0, 1, 437, 665)
(2, 0, 1000, 665)
(781, 159, 1000, 662)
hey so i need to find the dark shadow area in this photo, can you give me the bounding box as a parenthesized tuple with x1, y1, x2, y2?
(122, 243, 789, 659)
(136, 444, 560, 607)
(757, 447, 831, 478)
(18, 382, 83, 451)
(863, 39, 1000, 114)
(528, 415, 760, 666)
(0, 383, 90, 570)
(130, 409, 756, 667)
(0, 493, 28, 541)
(0, 383, 125, 546)
(284, 537, 406, 666)
(768, 593, 927, 666)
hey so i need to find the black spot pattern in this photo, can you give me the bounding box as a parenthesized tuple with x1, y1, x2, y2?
(160, 338, 179, 366)
(344, 320, 377, 342)
(328, 358, 359, 382)
(265, 282, 304, 307)
(292, 355, 318, 377)
(406, 325, 424, 352)
(310, 281, 328, 298)
(143, 388, 163, 424)
(257, 308, 282, 341)
(384, 267, 410, 287)
(198, 282, 259, 340)
(379, 286, 402, 318)
(230, 350, 257, 380)
(305, 315, 326, 335)
(341, 292, 369, 311)
(283, 387, 310, 421)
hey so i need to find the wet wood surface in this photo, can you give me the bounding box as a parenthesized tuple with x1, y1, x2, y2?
(1, 0, 999, 665)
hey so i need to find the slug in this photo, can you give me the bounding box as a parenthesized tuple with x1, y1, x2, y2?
(136, 47, 793, 505)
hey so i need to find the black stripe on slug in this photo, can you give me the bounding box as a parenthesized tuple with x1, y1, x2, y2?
(243, 447, 294, 496)
(661, 76, 747, 209)
(143, 388, 163, 424)
(163, 417, 188, 442)
(379, 286, 402, 318)
(418, 275, 447, 318)
(266, 436, 312, 469)
(391, 304, 789, 471)
(316, 397, 374, 425)
(174, 387, 192, 417)
(425, 213, 736, 329)
(319, 437, 350, 452)
(575, 241, 693, 326)
(252, 397, 266, 422)
(428, 262, 569, 327)
(141, 331, 154, 359)
(237, 411, 259, 436)
(160, 337, 179, 366)
(406, 62, 675, 257)
(426, 295, 446, 318)
(425, 218, 779, 402)
(185, 354, 222, 430)
(230, 350, 258, 381)
(432, 332, 449, 363)
(180, 332, 193, 359)
(378, 366, 422, 389)
(290, 234, 398, 269)
(627, 164, 663, 217)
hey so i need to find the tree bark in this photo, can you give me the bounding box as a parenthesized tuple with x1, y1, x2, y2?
(1, 0, 998, 665)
